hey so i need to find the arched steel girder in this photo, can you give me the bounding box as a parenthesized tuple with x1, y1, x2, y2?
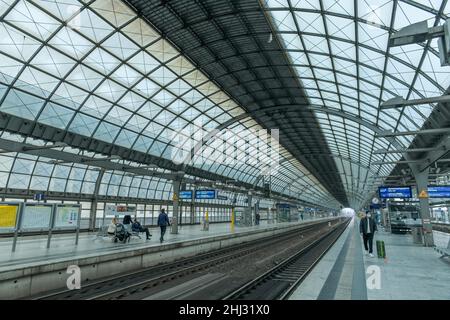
(180, 103, 410, 205)
(184, 103, 407, 169)
(255, 105, 407, 151)
(203, 56, 440, 105)
(157, 7, 441, 64)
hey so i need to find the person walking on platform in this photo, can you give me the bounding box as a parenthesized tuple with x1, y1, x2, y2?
(157, 208, 171, 243)
(360, 210, 377, 257)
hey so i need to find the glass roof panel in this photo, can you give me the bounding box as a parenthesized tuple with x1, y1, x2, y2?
(0, 0, 344, 208)
(266, 0, 448, 207)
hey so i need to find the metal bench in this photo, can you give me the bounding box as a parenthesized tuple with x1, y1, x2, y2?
(434, 238, 450, 258)
(124, 224, 143, 240)
(435, 247, 450, 258)
(94, 225, 115, 242)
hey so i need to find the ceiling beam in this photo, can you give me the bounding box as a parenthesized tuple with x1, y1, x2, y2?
(381, 94, 450, 109)
(374, 147, 443, 154)
(376, 128, 450, 137)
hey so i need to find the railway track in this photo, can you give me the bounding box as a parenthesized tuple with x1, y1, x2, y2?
(33, 219, 342, 300)
(223, 219, 350, 300)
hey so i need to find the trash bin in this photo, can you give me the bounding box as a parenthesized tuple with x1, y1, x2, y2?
(411, 226, 423, 244)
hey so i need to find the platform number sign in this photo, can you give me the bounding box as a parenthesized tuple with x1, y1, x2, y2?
(366, 265, 381, 290)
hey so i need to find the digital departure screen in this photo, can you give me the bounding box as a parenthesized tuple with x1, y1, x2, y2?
(427, 186, 450, 198)
(179, 191, 193, 199)
(378, 186, 412, 198)
(195, 190, 216, 199)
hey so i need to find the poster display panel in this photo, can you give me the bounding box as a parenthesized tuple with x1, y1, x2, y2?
(21, 204, 53, 230)
(54, 205, 80, 229)
(0, 203, 20, 231)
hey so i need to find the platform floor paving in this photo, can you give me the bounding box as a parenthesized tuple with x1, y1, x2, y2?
(290, 217, 450, 300)
(0, 217, 319, 271)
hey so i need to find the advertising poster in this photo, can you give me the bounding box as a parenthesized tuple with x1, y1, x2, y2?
(0, 204, 19, 229)
(105, 205, 136, 217)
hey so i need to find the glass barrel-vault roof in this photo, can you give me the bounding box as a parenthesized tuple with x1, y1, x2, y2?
(0, 0, 340, 208)
(264, 0, 450, 208)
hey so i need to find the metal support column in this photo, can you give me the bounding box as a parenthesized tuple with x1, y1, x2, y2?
(248, 191, 253, 225)
(446, 206, 450, 223)
(191, 186, 196, 224)
(413, 168, 434, 246)
(89, 169, 104, 231)
(171, 179, 181, 234)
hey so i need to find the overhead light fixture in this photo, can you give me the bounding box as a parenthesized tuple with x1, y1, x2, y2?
(80, 155, 122, 163)
(47, 159, 70, 165)
(389, 19, 450, 66)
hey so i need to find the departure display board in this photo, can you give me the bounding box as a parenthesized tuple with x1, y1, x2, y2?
(427, 186, 450, 198)
(195, 190, 216, 199)
(179, 191, 193, 199)
(54, 204, 80, 228)
(21, 204, 53, 230)
(0, 204, 19, 229)
(378, 186, 412, 199)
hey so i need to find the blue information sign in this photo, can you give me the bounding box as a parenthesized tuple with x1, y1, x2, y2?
(427, 186, 450, 198)
(179, 191, 193, 199)
(33, 193, 45, 201)
(195, 190, 216, 199)
(378, 186, 412, 198)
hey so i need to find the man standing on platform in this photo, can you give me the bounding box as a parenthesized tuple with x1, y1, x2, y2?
(157, 208, 171, 243)
(360, 210, 377, 257)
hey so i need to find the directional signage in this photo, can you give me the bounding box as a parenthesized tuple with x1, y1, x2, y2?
(179, 190, 193, 199)
(33, 193, 45, 201)
(427, 186, 450, 198)
(195, 190, 216, 199)
(378, 186, 412, 199)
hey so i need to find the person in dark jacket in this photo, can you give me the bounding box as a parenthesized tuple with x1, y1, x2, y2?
(360, 210, 377, 257)
(122, 214, 133, 234)
(132, 218, 151, 240)
(157, 208, 170, 243)
(255, 212, 260, 225)
(123, 214, 132, 225)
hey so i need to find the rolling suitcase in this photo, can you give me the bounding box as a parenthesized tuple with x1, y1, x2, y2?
(376, 240, 386, 258)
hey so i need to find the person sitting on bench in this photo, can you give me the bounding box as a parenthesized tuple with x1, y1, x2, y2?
(132, 218, 151, 240)
(107, 217, 118, 236)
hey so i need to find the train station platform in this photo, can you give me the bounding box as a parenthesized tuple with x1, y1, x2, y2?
(0, 216, 333, 299)
(289, 217, 450, 300)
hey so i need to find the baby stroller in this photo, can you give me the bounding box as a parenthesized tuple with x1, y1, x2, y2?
(114, 223, 131, 243)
